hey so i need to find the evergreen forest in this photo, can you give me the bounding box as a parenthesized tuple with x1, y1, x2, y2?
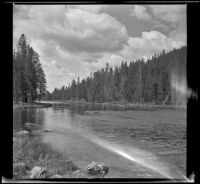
(43, 46, 186, 105)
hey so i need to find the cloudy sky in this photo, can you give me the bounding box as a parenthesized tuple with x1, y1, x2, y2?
(13, 4, 186, 92)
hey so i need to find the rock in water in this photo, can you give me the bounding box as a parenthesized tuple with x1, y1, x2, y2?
(17, 130, 29, 136)
(42, 129, 53, 133)
(86, 161, 109, 175)
(30, 166, 48, 178)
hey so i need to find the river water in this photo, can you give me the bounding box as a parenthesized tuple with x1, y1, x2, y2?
(13, 103, 186, 179)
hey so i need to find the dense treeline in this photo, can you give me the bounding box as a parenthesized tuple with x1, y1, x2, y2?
(43, 46, 186, 104)
(13, 34, 46, 103)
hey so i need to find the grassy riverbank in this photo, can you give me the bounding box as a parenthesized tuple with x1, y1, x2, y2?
(13, 131, 81, 179)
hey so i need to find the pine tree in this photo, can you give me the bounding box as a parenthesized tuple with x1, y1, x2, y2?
(36, 64, 46, 102)
(13, 34, 46, 103)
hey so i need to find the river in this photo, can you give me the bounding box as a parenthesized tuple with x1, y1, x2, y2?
(13, 102, 186, 179)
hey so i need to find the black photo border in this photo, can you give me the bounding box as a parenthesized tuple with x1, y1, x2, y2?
(1, 0, 200, 183)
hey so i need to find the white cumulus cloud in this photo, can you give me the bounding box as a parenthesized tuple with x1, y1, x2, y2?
(129, 5, 152, 21)
(120, 30, 184, 61)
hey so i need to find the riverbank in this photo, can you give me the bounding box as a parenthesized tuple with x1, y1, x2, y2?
(13, 129, 109, 179)
(13, 102, 52, 109)
(41, 100, 186, 109)
(13, 130, 100, 179)
(13, 130, 79, 179)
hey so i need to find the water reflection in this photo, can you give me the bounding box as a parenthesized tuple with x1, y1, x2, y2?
(13, 107, 45, 131)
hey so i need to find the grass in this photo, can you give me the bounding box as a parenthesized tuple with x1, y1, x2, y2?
(13, 132, 78, 179)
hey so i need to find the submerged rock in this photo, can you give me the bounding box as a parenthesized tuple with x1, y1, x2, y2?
(30, 166, 48, 178)
(86, 161, 109, 175)
(42, 129, 53, 133)
(17, 130, 29, 136)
